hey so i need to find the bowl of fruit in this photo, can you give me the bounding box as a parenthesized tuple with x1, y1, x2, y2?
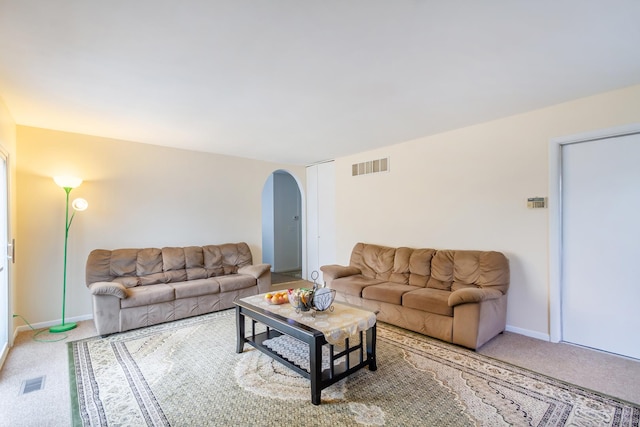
(264, 291, 290, 305)
(288, 288, 315, 312)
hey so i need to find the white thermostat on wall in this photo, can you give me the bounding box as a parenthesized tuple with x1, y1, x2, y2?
(527, 197, 547, 209)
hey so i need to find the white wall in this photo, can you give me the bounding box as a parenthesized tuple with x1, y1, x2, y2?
(333, 84, 640, 339)
(16, 126, 305, 325)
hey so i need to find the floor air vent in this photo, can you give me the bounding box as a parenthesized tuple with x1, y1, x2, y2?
(352, 157, 389, 176)
(21, 376, 45, 394)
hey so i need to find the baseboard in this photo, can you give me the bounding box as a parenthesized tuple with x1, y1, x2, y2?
(0, 341, 8, 371)
(505, 324, 550, 342)
(10, 315, 551, 342)
(14, 313, 93, 334)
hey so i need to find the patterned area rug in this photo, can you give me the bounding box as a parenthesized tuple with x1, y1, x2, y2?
(69, 310, 640, 426)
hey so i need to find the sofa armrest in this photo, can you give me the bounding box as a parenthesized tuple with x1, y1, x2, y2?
(238, 263, 272, 294)
(238, 263, 270, 279)
(448, 287, 503, 307)
(89, 281, 127, 299)
(320, 265, 361, 281)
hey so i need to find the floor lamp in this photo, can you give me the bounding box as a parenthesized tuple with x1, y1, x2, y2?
(49, 176, 88, 334)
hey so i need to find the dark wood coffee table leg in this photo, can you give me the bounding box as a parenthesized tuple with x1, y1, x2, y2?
(310, 335, 323, 405)
(367, 324, 377, 371)
(235, 306, 245, 353)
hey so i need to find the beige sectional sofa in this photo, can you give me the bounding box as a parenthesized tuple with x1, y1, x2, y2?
(86, 242, 271, 336)
(321, 242, 510, 349)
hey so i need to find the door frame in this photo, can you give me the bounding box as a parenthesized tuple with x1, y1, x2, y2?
(0, 147, 10, 369)
(261, 169, 306, 278)
(548, 123, 640, 343)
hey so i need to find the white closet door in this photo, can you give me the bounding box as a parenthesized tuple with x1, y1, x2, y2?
(306, 166, 320, 280)
(305, 161, 336, 284)
(562, 133, 640, 359)
(317, 161, 336, 282)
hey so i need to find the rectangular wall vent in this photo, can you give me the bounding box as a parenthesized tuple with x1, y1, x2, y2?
(21, 376, 45, 394)
(352, 157, 389, 176)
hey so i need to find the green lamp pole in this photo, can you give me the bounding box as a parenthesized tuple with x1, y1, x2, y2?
(50, 177, 88, 334)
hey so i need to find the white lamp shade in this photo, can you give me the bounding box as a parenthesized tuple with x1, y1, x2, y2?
(72, 198, 89, 211)
(53, 176, 83, 189)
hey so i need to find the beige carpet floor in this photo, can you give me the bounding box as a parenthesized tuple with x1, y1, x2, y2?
(1, 284, 638, 426)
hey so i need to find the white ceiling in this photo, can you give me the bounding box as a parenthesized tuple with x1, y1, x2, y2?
(1, 1, 639, 165)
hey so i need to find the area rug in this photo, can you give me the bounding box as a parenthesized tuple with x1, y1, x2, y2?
(68, 309, 640, 426)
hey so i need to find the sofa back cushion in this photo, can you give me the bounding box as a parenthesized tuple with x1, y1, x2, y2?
(86, 243, 253, 286)
(349, 243, 395, 281)
(407, 248, 437, 287)
(427, 250, 509, 293)
(349, 243, 437, 287)
(387, 247, 437, 287)
(348, 243, 508, 293)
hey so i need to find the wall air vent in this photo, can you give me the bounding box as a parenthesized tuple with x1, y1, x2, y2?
(352, 157, 389, 177)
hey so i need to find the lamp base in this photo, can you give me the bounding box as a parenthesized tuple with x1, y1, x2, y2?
(49, 322, 77, 333)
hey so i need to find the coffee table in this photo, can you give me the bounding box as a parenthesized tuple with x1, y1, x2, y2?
(235, 294, 377, 405)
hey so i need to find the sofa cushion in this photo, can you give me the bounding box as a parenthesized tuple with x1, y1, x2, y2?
(183, 247, 206, 279)
(216, 274, 256, 292)
(428, 250, 510, 293)
(349, 243, 395, 280)
(112, 276, 140, 288)
(138, 272, 167, 286)
(203, 245, 225, 277)
(466, 251, 510, 293)
(330, 275, 385, 297)
(186, 267, 208, 280)
(86, 249, 112, 285)
(136, 248, 162, 276)
(110, 249, 138, 277)
(223, 264, 239, 275)
(171, 278, 220, 299)
(165, 270, 188, 283)
(220, 243, 253, 269)
(362, 283, 422, 305)
(427, 250, 454, 290)
(121, 284, 175, 309)
(388, 247, 411, 284)
(408, 248, 436, 287)
(184, 246, 205, 268)
(162, 247, 186, 271)
(402, 288, 453, 317)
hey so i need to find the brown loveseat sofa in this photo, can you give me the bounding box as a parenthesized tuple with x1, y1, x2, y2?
(321, 242, 509, 349)
(86, 243, 271, 335)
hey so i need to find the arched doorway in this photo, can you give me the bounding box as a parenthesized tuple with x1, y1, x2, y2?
(261, 170, 303, 284)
